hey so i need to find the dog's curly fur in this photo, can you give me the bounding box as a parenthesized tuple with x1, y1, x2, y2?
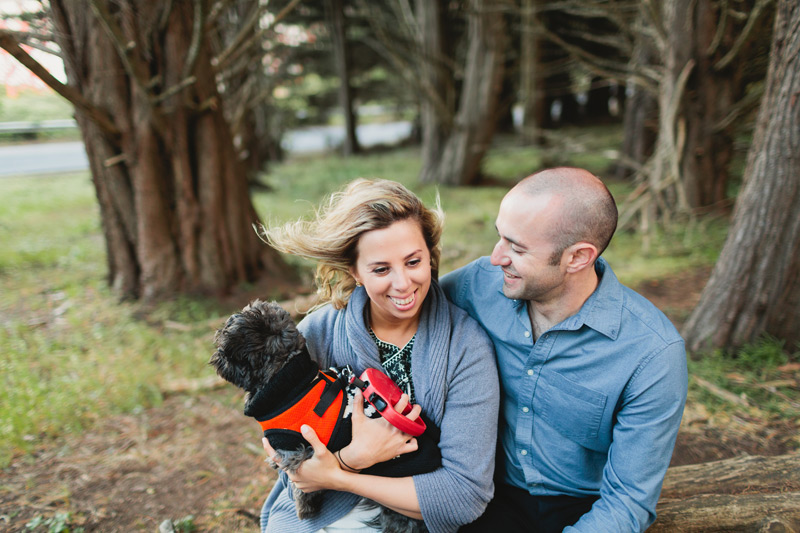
(210, 299, 428, 533)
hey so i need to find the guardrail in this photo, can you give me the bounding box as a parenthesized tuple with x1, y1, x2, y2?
(0, 119, 78, 136)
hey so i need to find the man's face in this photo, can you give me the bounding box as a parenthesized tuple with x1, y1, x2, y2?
(489, 191, 567, 303)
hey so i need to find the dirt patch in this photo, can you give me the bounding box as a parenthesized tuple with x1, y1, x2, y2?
(0, 390, 277, 532)
(1, 266, 796, 532)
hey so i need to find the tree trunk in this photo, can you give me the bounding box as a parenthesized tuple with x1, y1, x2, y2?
(651, 454, 800, 532)
(419, 0, 507, 185)
(682, 0, 800, 352)
(616, 22, 657, 180)
(326, 0, 360, 156)
(647, 0, 694, 224)
(625, 0, 773, 231)
(42, 0, 286, 301)
(415, 0, 454, 184)
(218, 0, 283, 178)
(520, 0, 545, 145)
(679, 0, 751, 209)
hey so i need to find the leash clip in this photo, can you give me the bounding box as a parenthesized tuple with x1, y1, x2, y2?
(342, 366, 426, 436)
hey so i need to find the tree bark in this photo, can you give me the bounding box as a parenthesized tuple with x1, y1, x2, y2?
(415, 0, 454, 184)
(326, 0, 361, 156)
(651, 454, 800, 532)
(616, 22, 657, 180)
(679, 0, 756, 209)
(682, 0, 800, 352)
(37, 0, 287, 301)
(419, 0, 507, 185)
(520, 0, 545, 145)
(622, 0, 773, 231)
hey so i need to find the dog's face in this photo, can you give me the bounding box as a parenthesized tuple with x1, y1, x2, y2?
(210, 300, 306, 393)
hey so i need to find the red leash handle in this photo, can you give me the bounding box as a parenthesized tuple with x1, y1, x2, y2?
(353, 368, 427, 437)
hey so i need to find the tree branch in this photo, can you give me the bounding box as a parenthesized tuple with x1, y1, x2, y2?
(714, 0, 773, 70)
(181, 0, 205, 80)
(214, 0, 302, 74)
(88, 0, 150, 92)
(706, 0, 729, 57)
(534, 20, 659, 89)
(1, 30, 62, 57)
(0, 29, 119, 137)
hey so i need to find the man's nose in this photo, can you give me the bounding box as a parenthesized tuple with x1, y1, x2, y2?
(490, 240, 510, 266)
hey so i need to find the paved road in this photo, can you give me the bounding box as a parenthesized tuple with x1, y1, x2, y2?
(0, 121, 413, 178)
(0, 141, 90, 178)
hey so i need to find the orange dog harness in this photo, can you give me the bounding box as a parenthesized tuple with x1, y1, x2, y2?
(254, 369, 349, 448)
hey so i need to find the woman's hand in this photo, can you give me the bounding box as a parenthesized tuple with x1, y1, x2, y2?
(263, 426, 345, 493)
(340, 390, 422, 471)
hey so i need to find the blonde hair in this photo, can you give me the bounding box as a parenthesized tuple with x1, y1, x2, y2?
(258, 179, 444, 309)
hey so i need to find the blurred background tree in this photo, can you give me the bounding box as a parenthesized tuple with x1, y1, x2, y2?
(2, 0, 798, 354)
(682, 0, 800, 352)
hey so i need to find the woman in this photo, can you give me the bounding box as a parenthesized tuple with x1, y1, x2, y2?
(258, 179, 499, 533)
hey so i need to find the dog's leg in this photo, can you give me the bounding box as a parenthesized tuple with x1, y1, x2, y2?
(277, 445, 323, 519)
(379, 507, 429, 533)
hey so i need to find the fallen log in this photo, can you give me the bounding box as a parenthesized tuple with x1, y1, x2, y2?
(650, 454, 800, 532)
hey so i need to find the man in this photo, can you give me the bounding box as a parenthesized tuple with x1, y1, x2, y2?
(441, 167, 687, 532)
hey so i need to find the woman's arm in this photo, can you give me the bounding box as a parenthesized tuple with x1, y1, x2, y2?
(264, 424, 424, 520)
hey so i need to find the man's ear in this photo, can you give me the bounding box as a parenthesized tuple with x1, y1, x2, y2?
(564, 242, 598, 273)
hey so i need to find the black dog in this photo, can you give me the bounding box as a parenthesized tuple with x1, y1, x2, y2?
(210, 299, 440, 532)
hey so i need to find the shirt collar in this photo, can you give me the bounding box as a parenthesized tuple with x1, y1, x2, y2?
(567, 257, 623, 340)
(490, 256, 623, 339)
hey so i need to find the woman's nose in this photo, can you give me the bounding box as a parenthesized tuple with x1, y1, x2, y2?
(393, 269, 412, 290)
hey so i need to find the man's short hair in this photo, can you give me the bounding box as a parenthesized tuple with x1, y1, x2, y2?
(516, 167, 618, 265)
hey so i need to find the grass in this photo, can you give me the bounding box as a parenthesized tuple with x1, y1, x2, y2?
(688, 337, 800, 419)
(1, 127, 792, 467)
(0, 89, 79, 144)
(0, 90, 74, 123)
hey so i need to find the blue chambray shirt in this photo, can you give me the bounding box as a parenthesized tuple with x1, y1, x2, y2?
(441, 257, 687, 532)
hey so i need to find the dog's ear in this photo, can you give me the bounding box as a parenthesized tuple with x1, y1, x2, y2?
(209, 347, 236, 383)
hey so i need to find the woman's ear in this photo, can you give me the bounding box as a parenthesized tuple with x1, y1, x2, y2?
(349, 266, 361, 286)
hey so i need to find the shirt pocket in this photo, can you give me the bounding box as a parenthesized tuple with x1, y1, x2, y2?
(535, 369, 608, 450)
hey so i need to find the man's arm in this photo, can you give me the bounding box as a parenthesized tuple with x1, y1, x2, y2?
(565, 340, 688, 532)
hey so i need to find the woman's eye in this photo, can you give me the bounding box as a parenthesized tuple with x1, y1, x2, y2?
(372, 267, 389, 275)
(407, 258, 421, 267)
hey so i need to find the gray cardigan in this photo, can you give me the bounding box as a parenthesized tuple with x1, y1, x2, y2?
(260, 281, 499, 533)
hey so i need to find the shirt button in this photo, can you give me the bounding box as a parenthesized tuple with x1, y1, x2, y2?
(522, 407, 530, 413)
(520, 450, 528, 456)
(527, 369, 534, 376)
(524, 331, 530, 338)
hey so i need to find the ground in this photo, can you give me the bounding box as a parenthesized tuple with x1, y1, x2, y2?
(1, 267, 797, 533)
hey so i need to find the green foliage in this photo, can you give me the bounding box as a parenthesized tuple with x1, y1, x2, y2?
(173, 515, 197, 532)
(0, 90, 79, 143)
(689, 336, 799, 417)
(0, 90, 74, 123)
(0, 133, 740, 467)
(603, 215, 730, 286)
(25, 511, 84, 533)
(0, 175, 219, 466)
